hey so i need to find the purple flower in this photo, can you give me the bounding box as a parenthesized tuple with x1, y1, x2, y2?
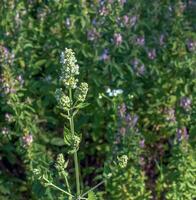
(164, 108, 176, 122)
(126, 113, 139, 127)
(100, 49, 110, 61)
(147, 49, 156, 60)
(23, 134, 33, 146)
(0, 45, 14, 64)
(180, 97, 191, 111)
(139, 139, 145, 148)
(87, 28, 99, 41)
(123, 15, 129, 25)
(186, 39, 196, 52)
(114, 33, 123, 46)
(99, 6, 108, 16)
(132, 114, 139, 126)
(130, 15, 137, 27)
(131, 59, 145, 76)
(177, 127, 189, 141)
(136, 36, 145, 46)
(118, 103, 126, 118)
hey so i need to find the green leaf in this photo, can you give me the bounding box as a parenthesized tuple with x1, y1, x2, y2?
(34, 59, 47, 68)
(75, 103, 90, 109)
(50, 137, 64, 146)
(64, 127, 72, 146)
(87, 191, 97, 200)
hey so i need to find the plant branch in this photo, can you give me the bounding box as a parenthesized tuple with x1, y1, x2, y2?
(42, 177, 74, 197)
(81, 180, 105, 198)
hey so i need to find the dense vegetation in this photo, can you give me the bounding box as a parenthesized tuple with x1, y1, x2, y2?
(0, 0, 195, 199)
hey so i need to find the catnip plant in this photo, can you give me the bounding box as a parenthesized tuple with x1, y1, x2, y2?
(34, 48, 127, 200)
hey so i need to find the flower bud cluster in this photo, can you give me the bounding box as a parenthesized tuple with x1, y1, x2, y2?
(68, 135, 81, 154)
(55, 154, 68, 177)
(75, 82, 88, 102)
(60, 48, 79, 89)
(55, 48, 88, 110)
(117, 155, 128, 168)
(55, 88, 71, 110)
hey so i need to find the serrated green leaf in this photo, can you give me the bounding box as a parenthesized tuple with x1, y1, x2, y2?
(87, 191, 97, 200)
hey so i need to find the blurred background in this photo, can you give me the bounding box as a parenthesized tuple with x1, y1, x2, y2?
(0, 0, 195, 199)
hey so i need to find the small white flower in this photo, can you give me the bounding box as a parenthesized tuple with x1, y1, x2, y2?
(106, 88, 123, 97)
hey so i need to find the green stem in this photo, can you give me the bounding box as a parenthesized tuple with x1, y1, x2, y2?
(81, 180, 105, 198)
(69, 88, 81, 198)
(43, 177, 74, 197)
(65, 176, 72, 200)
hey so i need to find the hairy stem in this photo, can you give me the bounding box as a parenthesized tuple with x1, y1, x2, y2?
(69, 88, 81, 198)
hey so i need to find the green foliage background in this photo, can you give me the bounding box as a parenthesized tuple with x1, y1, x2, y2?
(0, 0, 195, 199)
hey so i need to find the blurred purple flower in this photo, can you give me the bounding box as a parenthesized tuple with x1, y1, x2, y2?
(131, 59, 145, 76)
(126, 113, 139, 127)
(87, 28, 99, 41)
(114, 33, 122, 46)
(137, 64, 145, 75)
(136, 36, 145, 46)
(118, 103, 126, 118)
(186, 39, 196, 52)
(100, 49, 110, 61)
(123, 15, 129, 25)
(139, 139, 145, 148)
(132, 114, 139, 126)
(130, 15, 137, 27)
(99, 6, 108, 16)
(147, 49, 156, 60)
(164, 108, 176, 122)
(0, 46, 14, 64)
(180, 97, 191, 111)
(23, 134, 33, 146)
(177, 127, 189, 141)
